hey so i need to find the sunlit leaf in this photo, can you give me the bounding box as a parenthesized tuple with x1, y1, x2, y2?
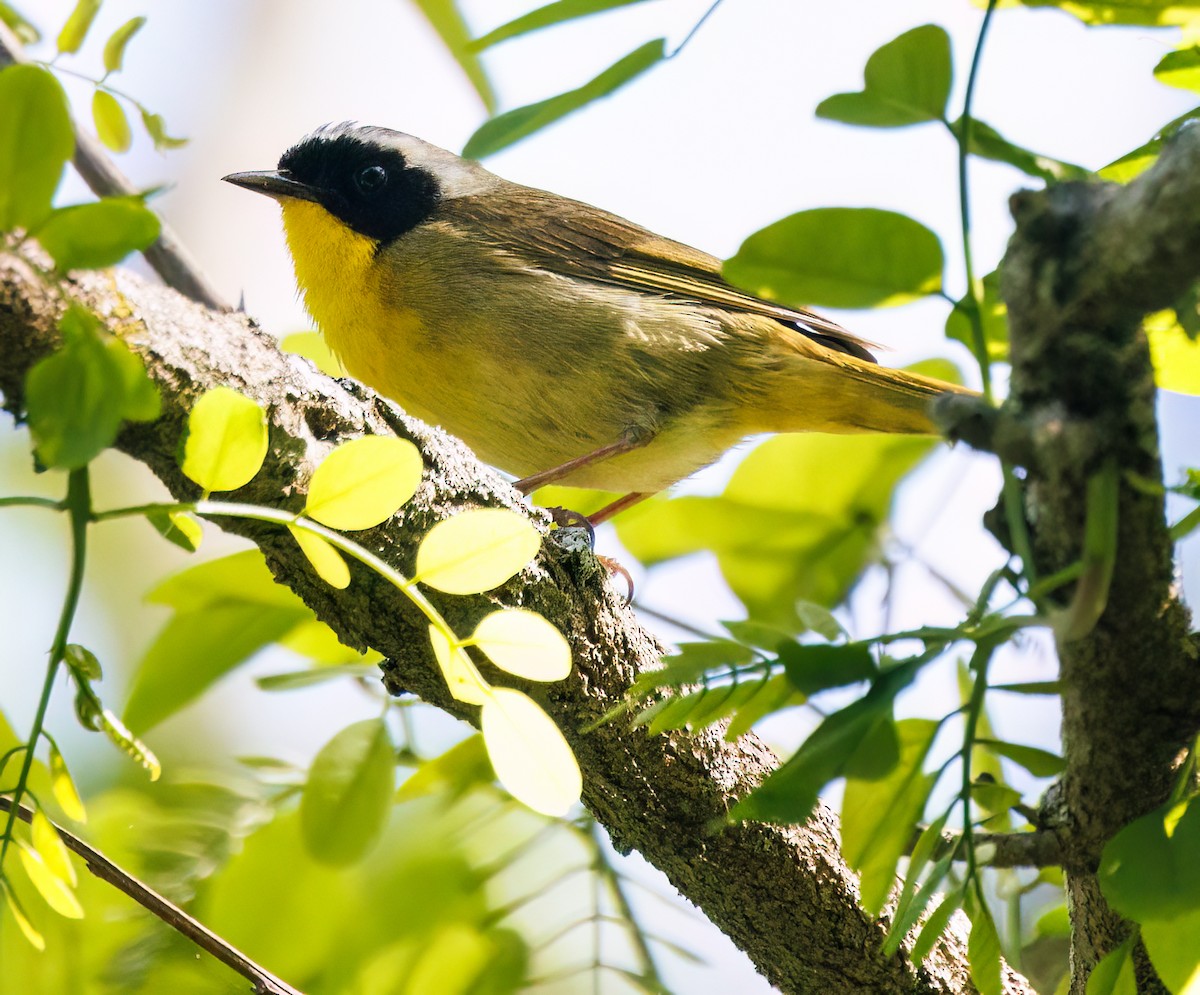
(725, 208, 943, 310)
(1019, 0, 1200, 27)
(305, 435, 423, 530)
(842, 719, 938, 915)
(48, 744, 86, 823)
(256, 663, 378, 691)
(102, 16, 146, 74)
(56, 0, 100, 53)
(1099, 799, 1200, 920)
(946, 270, 1009, 362)
(1, 879, 45, 951)
(470, 0, 652, 49)
(138, 107, 187, 150)
(301, 719, 395, 865)
(884, 811, 950, 954)
(31, 809, 75, 886)
(481, 687, 581, 817)
(289, 525, 351, 589)
(0, 64, 72, 232)
(180, 386, 269, 492)
(1035, 904, 1070, 937)
(38, 198, 160, 270)
(146, 509, 203, 552)
(95, 707, 161, 779)
(280, 617, 380, 666)
(0, 3, 40, 44)
(18, 842, 83, 918)
(91, 89, 131, 152)
(976, 737, 1064, 777)
(470, 609, 571, 681)
(1100, 104, 1200, 183)
(411, 0, 497, 112)
(429, 625, 490, 705)
(463, 39, 664, 158)
(147, 548, 300, 612)
(415, 508, 541, 594)
(816, 24, 951, 127)
(281, 330, 344, 376)
(1141, 910, 1200, 994)
(1146, 309, 1200, 394)
(396, 734, 494, 802)
(909, 887, 960, 964)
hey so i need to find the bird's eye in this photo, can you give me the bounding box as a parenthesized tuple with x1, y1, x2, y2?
(354, 164, 388, 195)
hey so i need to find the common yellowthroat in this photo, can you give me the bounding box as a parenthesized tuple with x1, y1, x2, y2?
(224, 123, 974, 522)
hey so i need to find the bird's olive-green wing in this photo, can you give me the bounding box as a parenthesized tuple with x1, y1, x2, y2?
(446, 187, 878, 362)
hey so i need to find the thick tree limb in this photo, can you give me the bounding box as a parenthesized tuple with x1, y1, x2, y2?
(1001, 124, 1200, 992)
(0, 253, 1030, 993)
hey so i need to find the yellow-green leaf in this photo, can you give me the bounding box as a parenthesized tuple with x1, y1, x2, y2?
(429, 625, 489, 705)
(289, 525, 351, 589)
(470, 609, 571, 681)
(0, 64, 73, 234)
(91, 89, 131, 152)
(31, 809, 75, 886)
(305, 435, 423, 530)
(102, 16, 146, 74)
(48, 743, 86, 823)
(97, 708, 161, 780)
(281, 331, 344, 376)
(1, 880, 45, 951)
(415, 509, 541, 594)
(181, 386, 268, 491)
(56, 0, 100, 54)
(1146, 310, 1200, 395)
(17, 842, 83, 918)
(146, 509, 203, 553)
(481, 687, 581, 817)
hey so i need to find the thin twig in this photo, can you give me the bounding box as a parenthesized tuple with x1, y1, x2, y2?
(907, 822, 1063, 869)
(0, 795, 304, 995)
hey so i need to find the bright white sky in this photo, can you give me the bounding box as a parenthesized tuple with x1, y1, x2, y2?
(4, 2, 1200, 990)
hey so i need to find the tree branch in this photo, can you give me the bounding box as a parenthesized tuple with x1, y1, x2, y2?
(911, 827, 1064, 869)
(0, 251, 1030, 994)
(1001, 123, 1200, 993)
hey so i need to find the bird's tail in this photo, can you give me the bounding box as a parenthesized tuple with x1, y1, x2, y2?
(750, 349, 977, 437)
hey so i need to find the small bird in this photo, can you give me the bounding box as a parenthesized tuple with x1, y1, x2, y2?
(224, 123, 974, 523)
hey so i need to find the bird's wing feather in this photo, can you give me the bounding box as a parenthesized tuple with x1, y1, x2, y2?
(445, 188, 879, 362)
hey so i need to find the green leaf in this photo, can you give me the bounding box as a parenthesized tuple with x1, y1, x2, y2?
(37, 198, 161, 270)
(148, 548, 302, 611)
(180, 386, 269, 492)
(124, 602, 308, 732)
(884, 811, 950, 955)
(0, 64, 73, 232)
(954, 117, 1092, 183)
(256, 663, 378, 691)
(732, 660, 917, 823)
(816, 25, 951, 128)
(470, 608, 572, 681)
(990, 680, 1061, 695)
(102, 16, 146, 74)
(470, 0, 652, 50)
(724, 208, 943, 310)
(396, 734, 494, 802)
(289, 525, 351, 589)
(429, 625, 490, 705)
(616, 433, 934, 626)
(415, 509, 541, 594)
(1035, 904, 1070, 937)
(976, 738, 1064, 777)
(841, 719, 938, 915)
(1141, 909, 1200, 993)
(1, 879, 45, 951)
(910, 891, 960, 964)
(632, 639, 757, 693)
(138, 107, 187, 150)
(779, 641, 876, 696)
(31, 809, 75, 886)
(463, 39, 664, 158)
(966, 893, 1003, 995)
(410, 0, 497, 113)
(724, 673, 802, 739)
(25, 305, 159, 469)
(91, 89, 131, 152)
(301, 718, 395, 865)
(1155, 45, 1200, 92)
(971, 779, 1022, 815)
(0, 3, 40, 44)
(304, 435, 423, 530)
(1100, 104, 1200, 183)
(1146, 309, 1200, 394)
(1099, 799, 1200, 921)
(48, 744, 86, 823)
(481, 687, 581, 817)
(946, 271, 1009, 362)
(1023, 1, 1200, 27)
(1086, 935, 1137, 995)
(55, 0, 101, 53)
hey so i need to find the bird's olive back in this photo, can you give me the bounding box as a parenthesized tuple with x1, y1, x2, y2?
(278, 126, 441, 245)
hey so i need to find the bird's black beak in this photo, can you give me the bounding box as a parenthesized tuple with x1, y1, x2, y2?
(222, 169, 321, 203)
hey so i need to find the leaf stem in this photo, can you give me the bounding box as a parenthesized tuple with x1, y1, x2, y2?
(669, 0, 724, 58)
(0, 467, 89, 868)
(0, 496, 62, 511)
